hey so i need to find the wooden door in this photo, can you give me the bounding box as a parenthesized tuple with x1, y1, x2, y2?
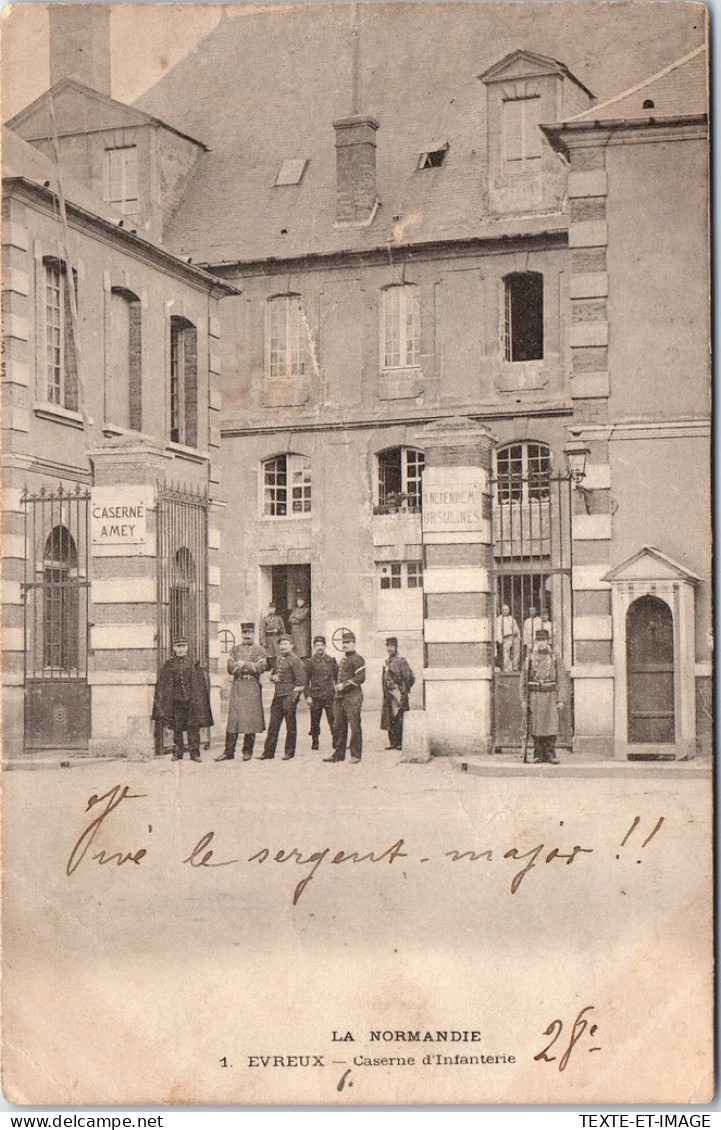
(626, 595, 675, 744)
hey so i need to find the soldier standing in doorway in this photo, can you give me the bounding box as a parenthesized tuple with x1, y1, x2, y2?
(260, 602, 285, 659)
(259, 635, 307, 760)
(304, 635, 338, 750)
(380, 637, 415, 750)
(520, 628, 569, 765)
(152, 635, 213, 762)
(289, 595, 311, 658)
(325, 631, 366, 764)
(216, 622, 267, 762)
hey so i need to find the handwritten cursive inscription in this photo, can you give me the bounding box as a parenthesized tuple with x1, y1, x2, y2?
(66, 785, 148, 876)
(534, 1005, 600, 1071)
(246, 838, 409, 905)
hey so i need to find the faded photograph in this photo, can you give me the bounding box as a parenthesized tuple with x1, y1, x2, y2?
(1, 1, 713, 1107)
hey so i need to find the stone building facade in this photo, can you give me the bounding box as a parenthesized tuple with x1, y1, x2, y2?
(3, 4, 711, 761)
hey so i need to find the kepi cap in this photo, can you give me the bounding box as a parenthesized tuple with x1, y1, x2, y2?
(342, 630, 356, 643)
(173, 635, 188, 645)
(385, 637, 398, 646)
(534, 629, 550, 640)
(313, 635, 326, 645)
(278, 633, 293, 643)
(240, 621, 255, 631)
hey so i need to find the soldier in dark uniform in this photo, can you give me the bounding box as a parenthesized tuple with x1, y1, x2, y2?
(304, 635, 338, 750)
(259, 635, 307, 760)
(152, 636, 213, 762)
(216, 621, 267, 762)
(260, 602, 285, 659)
(520, 628, 569, 765)
(325, 631, 366, 764)
(380, 637, 415, 750)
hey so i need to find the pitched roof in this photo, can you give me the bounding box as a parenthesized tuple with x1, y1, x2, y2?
(568, 45, 707, 122)
(2, 126, 238, 295)
(6, 77, 207, 150)
(133, 3, 706, 264)
(1, 124, 122, 223)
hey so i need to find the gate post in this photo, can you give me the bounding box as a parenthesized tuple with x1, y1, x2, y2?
(419, 417, 496, 757)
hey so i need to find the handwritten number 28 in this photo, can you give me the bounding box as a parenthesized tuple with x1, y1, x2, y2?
(534, 1005, 598, 1071)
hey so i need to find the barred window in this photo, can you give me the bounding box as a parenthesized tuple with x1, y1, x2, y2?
(267, 295, 305, 379)
(496, 441, 551, 503)
(381, 285, 420, 369)
(43, 525, 79, 673)
(262, 454, 311, 517)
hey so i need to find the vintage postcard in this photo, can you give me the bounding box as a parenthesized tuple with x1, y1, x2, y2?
(0, 0, 713, 1107)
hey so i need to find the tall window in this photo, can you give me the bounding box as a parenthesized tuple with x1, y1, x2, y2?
(382, 285, 420, 369)
(43, 525, 79, 672)
(377, 447, 425, 511)
(502, 97, 543, 168)
(504, 272, 544, 362)
(44, 258, 78, 410)
(169, 317, 198, 447)
(108, 288, 142, 430)
(262, 455, 312, 517)
(267, 295, 304, 379)
(496, 441, 551, 503)
(104, 146, 139, 217)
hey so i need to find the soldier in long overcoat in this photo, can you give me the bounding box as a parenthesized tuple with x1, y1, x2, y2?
(520, 629, 569, 764)
(380, 637, 415, 750)
(260, 603, 285, 659)
(289, 596, 311, 658)
(216, 622, 267, 762)
(152, 636, 213, 761)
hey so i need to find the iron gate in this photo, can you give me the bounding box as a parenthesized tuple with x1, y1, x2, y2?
(156, 482, 210, 668)
(22, 483, 91, 749)
(490, 464, 574, 751)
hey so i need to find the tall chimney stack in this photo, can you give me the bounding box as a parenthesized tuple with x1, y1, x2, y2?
(49, 4, 111, 94)
(333, 115, 379, 225)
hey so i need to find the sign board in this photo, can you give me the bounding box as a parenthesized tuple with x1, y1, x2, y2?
(422, 467, 487, 534)
(90, 487, 149, 547)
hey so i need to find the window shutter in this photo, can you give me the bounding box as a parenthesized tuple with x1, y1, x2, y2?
(503, 101, 523, 163)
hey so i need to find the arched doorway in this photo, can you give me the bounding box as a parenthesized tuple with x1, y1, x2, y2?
(171, 546, 198, 657)
(626, 595, 674, 744)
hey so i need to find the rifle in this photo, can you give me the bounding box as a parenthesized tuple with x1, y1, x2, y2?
(521, 657, 532, 763)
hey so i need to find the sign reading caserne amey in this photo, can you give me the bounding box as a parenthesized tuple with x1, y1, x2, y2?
(91, 487, 148, 546)
(422, 467, 487, 534)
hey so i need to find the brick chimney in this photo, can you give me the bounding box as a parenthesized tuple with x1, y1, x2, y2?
(333, 115, 379, 225)
(49, 4, 111, 95)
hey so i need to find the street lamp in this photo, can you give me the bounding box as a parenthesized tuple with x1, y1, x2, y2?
(563, 432, 590, 485)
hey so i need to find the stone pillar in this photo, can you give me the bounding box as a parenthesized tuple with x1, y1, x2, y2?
(420, 418, 496, 757)
(87, 437, 171, 760)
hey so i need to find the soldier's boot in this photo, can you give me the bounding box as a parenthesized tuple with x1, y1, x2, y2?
(216, 733, 237, 762)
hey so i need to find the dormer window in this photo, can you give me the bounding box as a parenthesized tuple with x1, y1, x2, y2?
(275, 159, 308, 186)
(104, 145, 138, 217)
(502, 96, 543, 168)
(418, 144, 448, 169)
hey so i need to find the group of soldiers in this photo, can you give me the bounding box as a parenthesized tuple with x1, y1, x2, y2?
(152, 613, 416, 765)
(152, 605, 567, 767)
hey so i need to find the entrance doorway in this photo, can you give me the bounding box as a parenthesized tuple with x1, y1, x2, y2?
(261, 564, 312, 653)
(626, 595, 675, 744)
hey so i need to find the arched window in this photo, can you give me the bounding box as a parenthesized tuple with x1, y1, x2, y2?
(262, 454, 312, 517)
(169, 316, 198, 446)
(381, 285, 420, 370)
(504, 272, 544, 362)
(495, 441, 550, 504)
(376, 447, 425, 512)
(108, 287, 142, 431)
(267, 295, 304, 379)
(43, 525, 79, 672)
